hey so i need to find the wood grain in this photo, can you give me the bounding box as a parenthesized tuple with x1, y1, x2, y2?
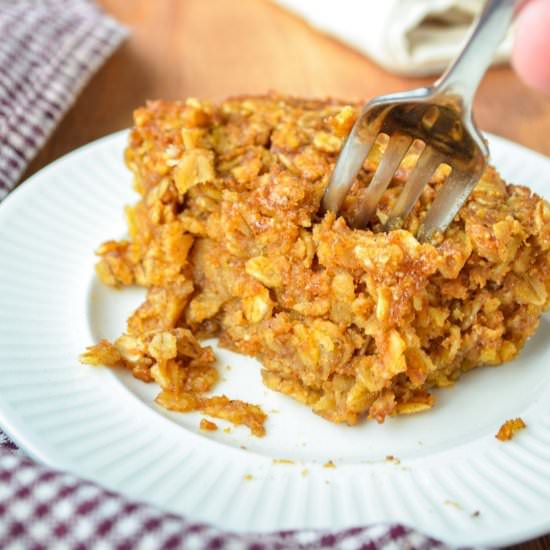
(20, 2, 550, 547)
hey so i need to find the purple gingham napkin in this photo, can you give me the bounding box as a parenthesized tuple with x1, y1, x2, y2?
(0, 0, 127, 199)
(0, 433, 449, 549)
(0, 2, 452, 548)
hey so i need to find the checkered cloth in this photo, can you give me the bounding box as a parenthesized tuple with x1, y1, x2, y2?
(0, 433, 449, 549)
(0, 0, 127, 200)
(0, 2, 451, 548)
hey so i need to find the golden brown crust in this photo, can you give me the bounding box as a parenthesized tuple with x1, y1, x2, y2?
(82, 94, 550, 429)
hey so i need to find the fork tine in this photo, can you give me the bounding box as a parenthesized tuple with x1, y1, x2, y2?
(322, 114, 378, 214)
(350, 133, 413, 228)
(385, 145, 443, 230)
(417, 167, 481, 241)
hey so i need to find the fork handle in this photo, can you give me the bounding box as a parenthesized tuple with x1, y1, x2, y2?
(434, 0, 518, 109)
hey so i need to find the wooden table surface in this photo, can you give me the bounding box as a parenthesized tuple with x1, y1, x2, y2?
(23, 1, 550, 548)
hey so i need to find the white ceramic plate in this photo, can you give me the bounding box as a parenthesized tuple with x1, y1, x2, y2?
(1, 130, 550, 547)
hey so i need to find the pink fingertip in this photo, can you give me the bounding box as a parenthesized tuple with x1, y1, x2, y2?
(511, 0, 550, 95)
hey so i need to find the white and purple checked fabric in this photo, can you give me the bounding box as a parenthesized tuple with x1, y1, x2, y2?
(0, 0, 127, 200)
(0, 432, 450, 550)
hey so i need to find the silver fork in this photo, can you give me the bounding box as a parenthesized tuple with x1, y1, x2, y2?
(323, 0, 518, 241)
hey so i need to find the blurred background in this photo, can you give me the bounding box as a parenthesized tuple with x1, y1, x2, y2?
(24, 0, 550, 182)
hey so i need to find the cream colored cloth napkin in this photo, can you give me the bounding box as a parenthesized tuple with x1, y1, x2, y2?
(274, 0, 513, 76)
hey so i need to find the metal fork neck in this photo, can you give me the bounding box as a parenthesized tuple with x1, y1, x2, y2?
(434, 0, 518, 111)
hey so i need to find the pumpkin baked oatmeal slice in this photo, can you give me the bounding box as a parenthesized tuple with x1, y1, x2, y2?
(81, 94, 550, 428)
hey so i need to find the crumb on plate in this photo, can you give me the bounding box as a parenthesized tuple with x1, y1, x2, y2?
(199, 418, 218, 431)
(496, 418, 526, 441)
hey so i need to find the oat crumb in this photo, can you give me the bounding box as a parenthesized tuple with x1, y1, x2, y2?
(323, 460, 336, 469)
(444, 500, 462, 510)
(385, 455, 401, 464)
(244, 474, 253, 480)
(273, 458, 294, 464)
(199, 418, 218, 431)
(496, 418, 526, 441)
